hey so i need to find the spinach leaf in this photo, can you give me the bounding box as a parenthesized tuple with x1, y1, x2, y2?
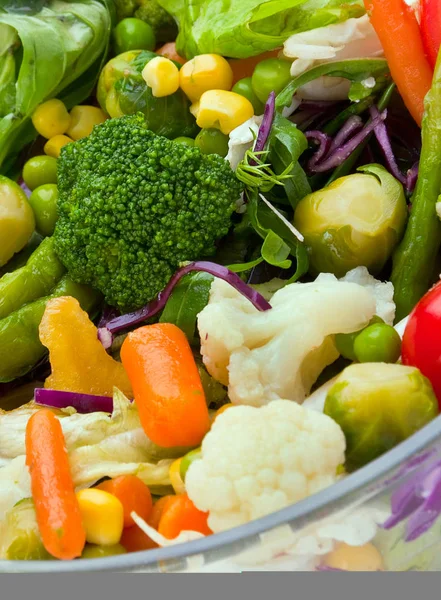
(268, 113, 310, 209)
(160, 272, 214, 344)
(276, 58, 390, 110)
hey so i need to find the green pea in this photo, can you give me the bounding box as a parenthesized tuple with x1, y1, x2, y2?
(335, 316, 385, 361)
(232, 77, 265, 115)
(22, 155, 58, 191)
(180, 447, 202, 481)
(81, 544, 127, 559)
(251, 58, 292, 104)
(195, 129, 229, 157)
(113, 18, 156, 55)
(174, 136, 195, 147)
(28, 184, 59, 237)
(354, 323, 402, 364)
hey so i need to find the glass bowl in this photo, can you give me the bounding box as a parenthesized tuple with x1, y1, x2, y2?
(2, 413, 441, 573)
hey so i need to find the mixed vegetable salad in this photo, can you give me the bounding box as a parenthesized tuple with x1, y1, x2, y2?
(1, 0, 441, 570)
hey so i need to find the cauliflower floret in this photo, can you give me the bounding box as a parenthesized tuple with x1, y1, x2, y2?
(186, 401, 346, 533)
(198, 275, 376, 406)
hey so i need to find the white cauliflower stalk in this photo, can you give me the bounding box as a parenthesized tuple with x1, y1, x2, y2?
(283, 15, 383, 102)
(186, 401, 345, 533)
(198, 274, 376, 406)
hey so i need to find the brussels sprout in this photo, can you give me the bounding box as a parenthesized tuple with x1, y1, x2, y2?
(97, 50, 198, 139)
(324, 363, 439, 471)
(293, 165, 407, 277)
(0, 175, 35, 267)
(0, 498, 52, 560)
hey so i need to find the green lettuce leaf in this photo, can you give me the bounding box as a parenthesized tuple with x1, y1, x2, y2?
(0, 389, 190, 520)
(157, 0, 365, 59)
(0, 0, 114, 170)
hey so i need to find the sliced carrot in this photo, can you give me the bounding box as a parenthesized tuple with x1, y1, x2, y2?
(364, 0, 433, 127)
(229, 50, 281, 84)
(158, 493, 212, 539)
(121, 323, 211, 447)
(97, 475, 153, 529)
(25, 408, 86, 560)
(156, 42, 186, 65)
(120, 523, 158, 552)
(119, 496, 173, 552)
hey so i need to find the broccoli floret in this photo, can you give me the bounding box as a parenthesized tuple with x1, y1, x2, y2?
(54, 114, 242, 312)
(134, 0, 177, 44)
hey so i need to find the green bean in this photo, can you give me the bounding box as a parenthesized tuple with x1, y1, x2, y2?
(0, 277, 102, 383)
(391, 57, 441, 321)
(0, 237, 65, 320)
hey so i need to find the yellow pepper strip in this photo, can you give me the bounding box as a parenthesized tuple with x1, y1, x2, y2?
(76, 489, 124, 546)
(169, 458, 186, 495)
(32, 99, 71, 139)
(191, 90, 254, 135)
(180, 54, 233, 103)
(142, 56, 180, 98)
(323, 542, 384, 571)
(44, 135, 74, 158)
(67, 105, 107, 140)
(44, 135, 73, 158)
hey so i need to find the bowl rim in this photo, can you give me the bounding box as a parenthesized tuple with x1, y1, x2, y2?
(2, 413, 441, 573)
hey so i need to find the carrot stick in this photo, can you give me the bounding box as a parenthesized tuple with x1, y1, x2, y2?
(25, 409, 86, 560)
(156, 42, 186, 65)
(158, 493, 212, 539)
(364, 0, 434, 126)
(120, 496, 172, 552)
(121, 323, 211, 447)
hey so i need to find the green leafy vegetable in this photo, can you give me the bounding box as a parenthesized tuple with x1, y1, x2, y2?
(158, 0, 365, 59)
(0, 0, 114, 170)
(160, 272, 214, 344)
(276, 58, 390, 110)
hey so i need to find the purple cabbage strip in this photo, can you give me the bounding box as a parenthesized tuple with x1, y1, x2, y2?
(35, 388, 114, 414)
(405, 465, 441, 541)
(406, 162, 419, 194)
(307, 109, 387, 173)
(328, 115, 363, 155)
(369, 106, 407, 187)
(382, 459, 441, 541)
(98, 261, 272, 349)
(253, 91, 276, 157)
(305, 131, 332, 167)
(19, 179, 31, 198)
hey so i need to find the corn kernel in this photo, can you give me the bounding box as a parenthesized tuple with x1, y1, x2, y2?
(169, 458, 186, 495)
(192, 90, 254, 135)
(323, 542, 384, 571)
(44, 134, 74, 158)
(67, 105, 107, 140)
(179, 54, 233, 103)
(76, 488, 124, 546)
(142, 56, 180, 98)
(32, 99, 71, 139)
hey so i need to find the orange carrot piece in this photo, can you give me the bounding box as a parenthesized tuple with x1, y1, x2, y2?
(121, 323, 211, 447)
(120, 496, 172, 552)
(364, 0, 433, 126)
(229, 50, 281, 84)
(25, 409, 86, 560)
(156, 42, 186, 64)
(97, 475, 153, 528)
(158, 493, 212, 539)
